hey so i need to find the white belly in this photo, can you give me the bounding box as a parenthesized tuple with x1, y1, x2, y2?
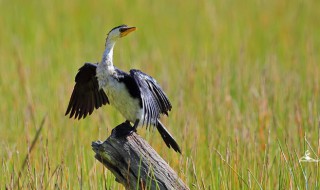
(103, 78, 143, 123)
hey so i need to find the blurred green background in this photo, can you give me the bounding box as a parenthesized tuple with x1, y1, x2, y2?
(1, 0, 319, 189)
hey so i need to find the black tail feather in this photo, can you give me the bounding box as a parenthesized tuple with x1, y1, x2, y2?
(156, 120, 181, 154)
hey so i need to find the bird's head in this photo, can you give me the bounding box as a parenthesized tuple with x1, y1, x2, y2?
(107, 25, 136, 41)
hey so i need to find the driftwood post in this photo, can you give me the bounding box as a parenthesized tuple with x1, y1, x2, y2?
(92, 122, 189, 190)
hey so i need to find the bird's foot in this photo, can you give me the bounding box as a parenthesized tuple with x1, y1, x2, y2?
(111, 121, 137, 138)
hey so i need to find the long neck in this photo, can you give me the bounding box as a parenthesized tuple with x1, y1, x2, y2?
(101, 38, 116, 66)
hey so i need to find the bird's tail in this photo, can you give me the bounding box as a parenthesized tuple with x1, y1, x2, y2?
(156, 120, 181, 153)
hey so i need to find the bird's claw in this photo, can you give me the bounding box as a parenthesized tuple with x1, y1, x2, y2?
(111, 121, 136, 138)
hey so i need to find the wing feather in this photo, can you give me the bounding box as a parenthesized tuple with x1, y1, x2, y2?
(130, 69, 172, 127)
(65, 63, 109, 119)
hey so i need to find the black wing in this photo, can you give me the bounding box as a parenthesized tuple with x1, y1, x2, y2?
(114, 67, 141, 102)
(130, 69, 172, 127)
(65, 63, 109, 119)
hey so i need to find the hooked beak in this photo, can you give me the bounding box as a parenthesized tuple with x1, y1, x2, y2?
(120, 26, 137, 37)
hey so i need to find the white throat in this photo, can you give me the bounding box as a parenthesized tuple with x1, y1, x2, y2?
(97, 37, 118, 89)
(101, 38, 117, 67)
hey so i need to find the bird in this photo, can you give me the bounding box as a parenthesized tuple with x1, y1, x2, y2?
(65, 25, 181, 153)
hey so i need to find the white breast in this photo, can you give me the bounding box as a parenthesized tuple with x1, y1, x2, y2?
(104, 76, 143, 123)
(96, 63, 144, 125)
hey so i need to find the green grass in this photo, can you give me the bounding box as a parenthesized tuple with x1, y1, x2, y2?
(1, 0, 319, 189)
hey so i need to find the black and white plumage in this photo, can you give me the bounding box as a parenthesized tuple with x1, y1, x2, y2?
(65, 25, 181, 153)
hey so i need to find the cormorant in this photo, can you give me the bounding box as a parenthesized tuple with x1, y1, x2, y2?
(65, 25, 181, 153)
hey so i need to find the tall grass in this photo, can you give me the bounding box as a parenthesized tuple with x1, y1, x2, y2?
(1, 0, 319, 189)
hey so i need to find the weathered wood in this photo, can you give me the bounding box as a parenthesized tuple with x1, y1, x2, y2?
(92, 122, 189, 190)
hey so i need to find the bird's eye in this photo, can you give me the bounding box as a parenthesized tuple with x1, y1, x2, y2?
(119, 28, 126, 33)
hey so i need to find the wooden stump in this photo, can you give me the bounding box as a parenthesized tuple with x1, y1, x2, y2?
(92, 122, 189, 190)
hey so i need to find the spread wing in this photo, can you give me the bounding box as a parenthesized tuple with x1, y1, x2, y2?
(130, 69, 172, 127)
(65, 63, 109, 119)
